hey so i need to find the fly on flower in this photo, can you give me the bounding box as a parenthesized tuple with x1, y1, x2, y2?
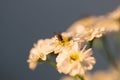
(54, 32, 64, 42)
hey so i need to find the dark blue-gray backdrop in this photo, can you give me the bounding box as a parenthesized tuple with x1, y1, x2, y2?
(0, 0, 120, 80)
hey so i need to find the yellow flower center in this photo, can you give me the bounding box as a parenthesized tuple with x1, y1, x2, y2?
(56, 37, 70, 46)
(70, 52, 80, 62)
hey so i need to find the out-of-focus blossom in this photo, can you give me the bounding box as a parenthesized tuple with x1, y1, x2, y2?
(60, 76, 84, 80)
(108, 6, 120, 20)
(95, 18, 120, 33)
(56, 42, 96, 76)
(60, 76, 73, 80)
(66, 16, 97, 37)
(60, 66, 120, 80)
(86, 67, 120, 80)
(73, 27, 104, 46)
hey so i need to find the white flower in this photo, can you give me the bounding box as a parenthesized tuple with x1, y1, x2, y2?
(95, 18, 120, 32)
(27, 38, 55, 70)
(66, 16, 97, 37)
(53, 33, 74, 53)
(36, 38, 55, 55)
(67, 24, 85, 37)
(27, 48, 41, 70)
(73, 27, 104, 46)
(56, 42, 96, 76)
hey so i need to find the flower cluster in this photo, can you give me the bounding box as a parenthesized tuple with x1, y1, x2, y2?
(27, 7, 120, 79)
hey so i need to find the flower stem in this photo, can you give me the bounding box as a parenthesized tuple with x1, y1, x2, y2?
(77, 75, 85, 80)
(101, 36, 119, 71)
(89, 38, 95, 48)
(73, 75, 85, 80)
(46, 58, 56, 68)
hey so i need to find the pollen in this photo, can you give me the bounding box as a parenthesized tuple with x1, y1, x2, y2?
(70, 52, 80, 62)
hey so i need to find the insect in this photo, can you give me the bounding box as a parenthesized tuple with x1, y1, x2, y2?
(54, 32, 63, 42)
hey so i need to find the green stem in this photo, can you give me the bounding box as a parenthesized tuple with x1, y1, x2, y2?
(77, 75, 85, 80)
(89, 38, 95, 48)
(46, 58, 56, 68)
(101, 36, 119, 71)
(73, 75, 85, 80)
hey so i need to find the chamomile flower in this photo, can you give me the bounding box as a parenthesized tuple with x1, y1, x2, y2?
(73, 27, 104, 46)
(27, 47, 41, 70)
(67, 24, 85, 37)
(53, 33, 74, 53)
(56, 42, 96, 76)
(27, 38, 55, 70)
(95, 18, 120, 32)
(66, 16, 97, 37)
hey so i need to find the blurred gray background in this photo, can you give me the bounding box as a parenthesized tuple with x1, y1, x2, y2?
(0, 0, 120, 80)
